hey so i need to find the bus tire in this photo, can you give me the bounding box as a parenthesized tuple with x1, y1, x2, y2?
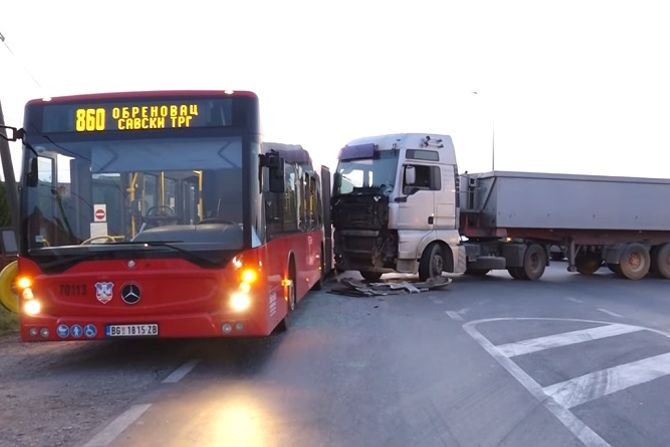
(419, 242, 445, 281)
(618, 243, 650, 280)
(0, 261, 19, 314)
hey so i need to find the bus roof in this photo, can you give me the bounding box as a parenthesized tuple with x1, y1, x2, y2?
(262, 142, 313, 167)
(26, 90, 258, 106)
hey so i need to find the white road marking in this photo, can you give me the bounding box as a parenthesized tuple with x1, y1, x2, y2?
(544, 351, 670, 409)
(464, 317, 670, 447)
(496, 324, 643, 357)
(565, 297, 584, 304)
(432, 298, 444, 304)
(162, 358, 201, 384)
(597, 308, 623, 318)
(445, 310, 464, 321)
(83, 404, 151, 447)
(463, 322, 611, 447)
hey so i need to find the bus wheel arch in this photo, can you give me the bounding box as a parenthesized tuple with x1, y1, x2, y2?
(275, 253, 296, 333)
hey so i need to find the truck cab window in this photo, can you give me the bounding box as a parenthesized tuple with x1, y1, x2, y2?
(404, 165, 441, 193)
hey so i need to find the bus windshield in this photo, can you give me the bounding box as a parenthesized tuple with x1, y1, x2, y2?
(23, 135, 245, 253)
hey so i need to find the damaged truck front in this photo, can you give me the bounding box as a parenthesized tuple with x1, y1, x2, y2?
(332, 135, 466, 281)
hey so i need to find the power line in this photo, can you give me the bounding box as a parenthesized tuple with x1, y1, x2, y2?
(0, 30, 43, 89)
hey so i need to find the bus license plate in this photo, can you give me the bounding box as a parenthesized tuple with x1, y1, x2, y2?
(105, 324, 159, 337)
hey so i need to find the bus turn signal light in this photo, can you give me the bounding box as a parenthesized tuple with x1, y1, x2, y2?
(241, 269, 258, 284)
(17, 276, 32, 289)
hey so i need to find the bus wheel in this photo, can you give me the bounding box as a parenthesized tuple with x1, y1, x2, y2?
(419, 243, 444, 281)
(360, 271, 382, 282)
(619, 243, 650, 280)
(521, 244, 546, 280)
(652, 244, 670, 279)
(275, 262, 297, 333)
(575, 253, 602, 275)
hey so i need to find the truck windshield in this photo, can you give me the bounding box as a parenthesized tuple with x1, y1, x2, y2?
(334, 151, 398, 195)
(22, 135, 244, 253)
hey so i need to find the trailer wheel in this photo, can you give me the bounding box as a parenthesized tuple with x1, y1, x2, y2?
(521, 244, 546, 280)
(419, 243, 444, 281)
(607, 263, 623, 276)
(651, 243, 670, 279)
(575, 253, 603, 276)
(618, 243, 650, 280)
(360, 271, 382, 282)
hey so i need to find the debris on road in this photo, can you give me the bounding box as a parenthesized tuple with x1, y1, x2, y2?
(329, 276, 452, 297)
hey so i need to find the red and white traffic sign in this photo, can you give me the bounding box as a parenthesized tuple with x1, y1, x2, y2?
(93, 204, 107, 222)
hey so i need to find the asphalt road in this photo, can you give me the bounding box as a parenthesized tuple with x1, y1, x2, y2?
(1, 263, 670, 447)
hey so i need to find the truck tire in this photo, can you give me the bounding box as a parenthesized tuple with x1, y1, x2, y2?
(575, 253, 602, 276)
(618, 243, 650, 280)
(507, 267, 527, 280)
(360, 271, 382, 282)
(466, 268, 490, 276)
(419, 243, 444, 281)
(651, 243, 670, 279)
(521, 244, 546, 280)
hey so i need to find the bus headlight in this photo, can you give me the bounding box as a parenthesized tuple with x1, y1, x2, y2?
(24, 299, 42, 316)
(230, 291, 251, 312)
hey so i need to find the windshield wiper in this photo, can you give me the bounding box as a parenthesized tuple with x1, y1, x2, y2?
(35, 240, 223, 271)
(107, 240, 222, 267)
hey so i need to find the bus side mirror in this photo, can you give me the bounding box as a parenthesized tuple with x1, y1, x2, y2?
(27, 157, 39, 187)
(405, 165, 416, 185)
(260, 151, 285, 193)
(0, 125, 24, 142)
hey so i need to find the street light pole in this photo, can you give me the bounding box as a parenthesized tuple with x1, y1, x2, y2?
(472, 91, 495, 172)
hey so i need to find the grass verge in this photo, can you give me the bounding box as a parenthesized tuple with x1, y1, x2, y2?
(0, 307, 18, 335)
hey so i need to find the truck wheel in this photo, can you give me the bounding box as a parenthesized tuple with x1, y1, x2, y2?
(521, 244, 546, 280)
(419, 243, 444, 281)
(575, 253, 602, 275)
(507, 267, 527, 280)
(618, 243, 650, 280)
(651, 243, 670, 279)
(360, 271, 382, 282)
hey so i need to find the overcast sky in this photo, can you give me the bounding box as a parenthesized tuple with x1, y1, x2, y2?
(2, 0, 669, 177)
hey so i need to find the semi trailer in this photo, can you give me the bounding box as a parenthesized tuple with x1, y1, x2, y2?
(332, 133, 670, 281)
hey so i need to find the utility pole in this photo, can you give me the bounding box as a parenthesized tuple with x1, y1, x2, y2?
(0, 99, 20, 243)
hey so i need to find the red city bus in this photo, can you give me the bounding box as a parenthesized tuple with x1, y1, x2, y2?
(13, 91, 329, 341)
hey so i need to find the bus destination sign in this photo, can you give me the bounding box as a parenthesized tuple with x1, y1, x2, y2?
(75, 103, 200, 132)
(39, 97, 242, 133)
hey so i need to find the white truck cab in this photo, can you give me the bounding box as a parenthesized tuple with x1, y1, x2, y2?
(332, 133, 466, 280)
